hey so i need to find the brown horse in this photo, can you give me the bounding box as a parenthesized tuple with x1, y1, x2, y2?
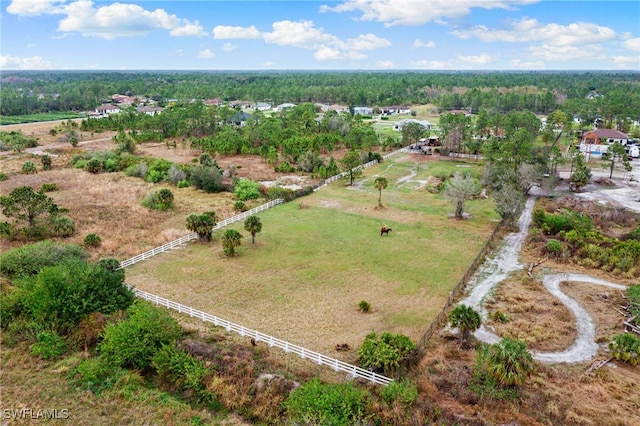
(380, 226, 392, 236)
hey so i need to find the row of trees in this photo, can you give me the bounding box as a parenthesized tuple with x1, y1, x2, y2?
(3, 71, 639, 120)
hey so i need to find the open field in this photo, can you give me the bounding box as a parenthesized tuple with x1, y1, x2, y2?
(0, 112, 87, 125)
(125, 157, 498, 360)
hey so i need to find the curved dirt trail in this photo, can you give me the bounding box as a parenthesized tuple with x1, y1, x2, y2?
(461, 195, 629, 363)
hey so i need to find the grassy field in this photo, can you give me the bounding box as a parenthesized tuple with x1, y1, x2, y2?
(126, 156, 498, 362)
(0, 112, 87, 125)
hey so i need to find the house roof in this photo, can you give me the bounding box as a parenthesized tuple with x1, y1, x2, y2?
(588, 129, 629, 139)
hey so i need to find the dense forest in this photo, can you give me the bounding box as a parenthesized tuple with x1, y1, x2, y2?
(2, 71, 639, 122)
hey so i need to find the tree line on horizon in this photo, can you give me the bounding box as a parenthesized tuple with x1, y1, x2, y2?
(2, 71, 639, 126)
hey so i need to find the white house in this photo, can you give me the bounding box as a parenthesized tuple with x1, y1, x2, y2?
(353, 106, 374, 115)
(252, 102, 272, 111)
(275, 103, 296, 112)
(92, 104, 121, 118)
(393, 119, 432, 132)
(137, 106, 164, 116)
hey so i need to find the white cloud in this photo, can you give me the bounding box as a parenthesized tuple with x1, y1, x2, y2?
(263, 20, 336, 48)
(611, 56, 640, 69)
(457, 53, 493, 66)
(452, 18, 617, 47)
(376, 60, 395, 68)
(409, 59, 449, 69)
(9, 0, 205, 38)
(7, 0, 65, 16)
(320, 0, 538, 27)
(27, 44, 37, 49)
(0, 54, 54, 69)
(176, 49, 184, 56)
(510, 59, 545, 69)
(198, 49, 215, 59)
(413, 39, 436, 48)
(222, 43, 237, 52)
(623, 38, 640, 53)
(528, 44, 605, 62)
(215, 20, 388, 62)
(213, 25, 261, 40)
(346, 33, 391, 51)
(170, 21, 207, 37)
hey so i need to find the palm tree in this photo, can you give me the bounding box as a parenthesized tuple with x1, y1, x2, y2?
(185, 212, 217, 242)
(373, 177, 388, 208)
(448, 304, 481, 348)
(486, 337, 535, 386)
(244, 215, 262, 244)
(221, 229, 243, 256)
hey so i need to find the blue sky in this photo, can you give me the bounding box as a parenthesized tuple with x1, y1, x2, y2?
(1, 0, 639, 70)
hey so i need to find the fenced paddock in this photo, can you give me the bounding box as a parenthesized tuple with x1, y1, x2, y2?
(119, 198, 283, 269)
(130, 285, 393, 386)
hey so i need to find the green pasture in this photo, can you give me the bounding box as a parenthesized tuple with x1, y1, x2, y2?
(126, 155, 498, 358)
(0, 112, 86, 125)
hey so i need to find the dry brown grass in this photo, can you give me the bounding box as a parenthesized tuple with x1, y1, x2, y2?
(483, 271, 577, 351)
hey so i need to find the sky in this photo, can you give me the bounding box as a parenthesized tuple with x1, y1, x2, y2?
(1, 0, 639, 71)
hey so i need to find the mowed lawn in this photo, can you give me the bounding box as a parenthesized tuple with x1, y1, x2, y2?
(125, 155, 499, 362)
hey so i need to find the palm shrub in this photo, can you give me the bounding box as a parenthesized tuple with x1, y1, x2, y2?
(190, 166, 224, 193)
(358, 332, 415, 374)
(358, 300, 371, 313)
(221, 229, 243, 256)
(186, 212, 217, 242)
(0, 240, 88, 278)
(486, 337, 535, 387)
(608, 333, 640, 366)
(53, 216, 76, 237)
(83, 233, 102, 247)
(243, 215, 262, 244)
(141, 188, 174, 211)
(449, 304, 481, 348)
(22, 161, 37, 174)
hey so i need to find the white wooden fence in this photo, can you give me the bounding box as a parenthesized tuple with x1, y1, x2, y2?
(129, 285, 393, 386)
(314, 148, 408, 191)
(118, 198, 283, 269)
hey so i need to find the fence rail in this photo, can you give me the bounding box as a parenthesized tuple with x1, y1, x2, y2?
(119, 199, 283, 269)
(128, 286, 393, 386)
(314, 147, 408, 191)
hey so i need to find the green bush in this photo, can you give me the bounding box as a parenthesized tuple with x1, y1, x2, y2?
(99, 301, 182, 370)
(234, 200, 247, 212)
(71, 357, 124, 395)
(41, 155, 52, 170)
(379, 380, 418, 406)
(234, 179, 261, 201)
(74, 159, 88, 169)
(152, 344, 212, 402)
(146, 169, 164, 183)
(358, 332, 415, 374)
(19, 259, 133, 332)
(22, 161, 37, 174)
(545, 239, 563, 256)
(83, 233, 102, 248)
(609, 333, 640, 366)
(0, 240, 88, 278)
(0, 172, 7, 181)
(40, 183, 58, 192)
(104, 158, 119, 172)
(125, 161, 148, 178)
(285, 378, 369, 426)
(358, 300, 371, 313)
(190, 166, 224, 193)
(142, 188, 174, 211)
(275, 161, 295, 173)
(30, 331, 67, 360)
(177, 180, 191, 188)
(84, 158, 103, 174)
(54, 216, 76, 237)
